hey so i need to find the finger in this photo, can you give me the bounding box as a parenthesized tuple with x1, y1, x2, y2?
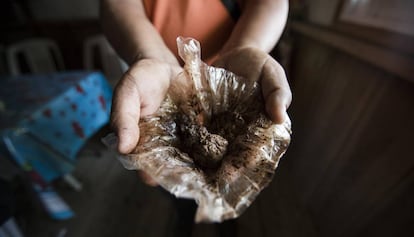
(265, 88, 291, 124)
(261, 58, 292, 124)
(138, 171, 158, 186)
(111, 73, 141, 154)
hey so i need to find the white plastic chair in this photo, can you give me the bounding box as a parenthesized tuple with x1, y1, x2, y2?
(6, 38, 64, 76)
(83, 35, 127, 85)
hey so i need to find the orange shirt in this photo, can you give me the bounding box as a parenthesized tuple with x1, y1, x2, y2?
(143, 0, 237, 63)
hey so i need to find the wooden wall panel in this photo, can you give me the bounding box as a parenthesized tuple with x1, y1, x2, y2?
(357, 170, 414, 237)
(284, 34, 414, 236)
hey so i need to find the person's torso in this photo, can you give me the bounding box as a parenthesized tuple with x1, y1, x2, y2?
(143, 0, 240, 63)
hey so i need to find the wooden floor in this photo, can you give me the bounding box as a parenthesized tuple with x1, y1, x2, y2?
(21, 136, 317, 237)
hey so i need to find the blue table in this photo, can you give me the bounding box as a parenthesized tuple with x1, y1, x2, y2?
(0, 71, 112, 182)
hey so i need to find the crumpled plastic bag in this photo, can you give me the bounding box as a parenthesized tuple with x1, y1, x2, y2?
(104, 37, 291, 223)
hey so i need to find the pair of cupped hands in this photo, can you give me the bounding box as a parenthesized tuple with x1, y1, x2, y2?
(110, 47, 292, 186)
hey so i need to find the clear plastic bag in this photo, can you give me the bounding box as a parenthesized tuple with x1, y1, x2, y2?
(104, 37, 291, 222)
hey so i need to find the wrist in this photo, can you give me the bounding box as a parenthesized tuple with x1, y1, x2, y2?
(131, 58, 181, 85)
(130, 47, 180, 68)
(214, 46, 268, 68)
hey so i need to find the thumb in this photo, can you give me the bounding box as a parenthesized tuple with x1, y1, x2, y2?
(261, 58, 292, 124)
(111, 73, 141, 154)
(265, 89, 291, 124)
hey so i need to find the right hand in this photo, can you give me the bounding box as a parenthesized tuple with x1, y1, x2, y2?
(111, 58, 181, 154)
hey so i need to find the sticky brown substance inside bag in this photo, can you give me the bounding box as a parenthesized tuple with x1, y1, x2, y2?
(177, 112, 228, 169)
(176, 100, 253, 170)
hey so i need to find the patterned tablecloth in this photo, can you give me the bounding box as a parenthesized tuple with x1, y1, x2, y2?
(0, 71, 112, 182)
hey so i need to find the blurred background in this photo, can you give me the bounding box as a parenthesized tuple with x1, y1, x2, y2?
(0, 0, 413, 236)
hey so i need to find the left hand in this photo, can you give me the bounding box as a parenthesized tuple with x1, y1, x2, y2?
(213, 47, 292, 124)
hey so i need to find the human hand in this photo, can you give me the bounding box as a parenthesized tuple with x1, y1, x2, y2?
(213, 47, 292, 124)
(111, 58, 181, 185)
(111, 58, 181, 153)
